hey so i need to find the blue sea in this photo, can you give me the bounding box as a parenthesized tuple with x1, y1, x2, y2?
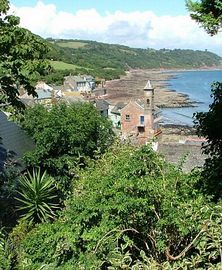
(162, 70, 222, 126)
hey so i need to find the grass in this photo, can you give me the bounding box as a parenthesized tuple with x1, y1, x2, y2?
(49, 60, 79, 70)
(56, 41, 88, 49)
(49, 60, 93, 71)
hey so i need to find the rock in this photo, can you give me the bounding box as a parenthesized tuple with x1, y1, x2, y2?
(105, 69, 193, 108)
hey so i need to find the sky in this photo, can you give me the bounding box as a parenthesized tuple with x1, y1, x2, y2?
(9, 0, 222, 56)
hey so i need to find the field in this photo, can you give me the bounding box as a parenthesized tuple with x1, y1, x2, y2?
(49, 60, 92, 71)
(56, 41, 88, 49)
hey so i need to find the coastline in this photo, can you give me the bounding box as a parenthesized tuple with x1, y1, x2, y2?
(105, 68, 194, 108)
(105, 66, 222, 108)
(105, 68, 210, 169)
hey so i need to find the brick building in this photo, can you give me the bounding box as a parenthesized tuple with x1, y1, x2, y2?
(120, 80, 161, 144)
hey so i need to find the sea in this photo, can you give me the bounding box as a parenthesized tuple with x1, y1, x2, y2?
(162, 69, 222, 126)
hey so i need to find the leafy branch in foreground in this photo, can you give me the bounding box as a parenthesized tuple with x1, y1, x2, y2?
(194, 82, 222, 200)
(186, 0, 222, 36)
(15, 169, 59, 223)
(0, 0, 50, 110)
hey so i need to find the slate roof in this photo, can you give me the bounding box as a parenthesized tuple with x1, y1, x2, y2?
(111, 100, 160, 115)
(135, 99, 161, 114)
(0, 112, 35, 171)
(111, 102, 127, 114)
(64, 75, 95, 84)
(35, 89, 52, 100)
(20, 88, 61, 105)
(95, 99, 110, 111)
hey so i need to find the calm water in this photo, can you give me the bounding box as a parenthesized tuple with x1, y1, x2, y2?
(162, 70, 222, 126)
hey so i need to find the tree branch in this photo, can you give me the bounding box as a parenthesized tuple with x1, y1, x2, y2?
(165, 229, 204, 261)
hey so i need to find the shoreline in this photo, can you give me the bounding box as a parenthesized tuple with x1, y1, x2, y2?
(105, 68, 194, 108)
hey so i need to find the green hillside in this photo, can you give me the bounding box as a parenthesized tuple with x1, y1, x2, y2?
(49, 60, 93, 71)
(43, 38, 222, 83)
(49, 60, 80, 70)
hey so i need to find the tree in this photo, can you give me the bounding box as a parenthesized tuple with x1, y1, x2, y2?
(194, 82, 222, 199)
(187, 0, 222, 199)
(19, 102, 115, 193)
(0, 0, 50, 110)
(186, 0, 222, 35)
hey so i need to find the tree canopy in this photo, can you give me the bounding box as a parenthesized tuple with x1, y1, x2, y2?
(194, 82, 222, 200)
(186, 0, 222, 35)
(19, 102, 115, 192)
(187, 0, 222, 200)
(0, 0, 50, 110)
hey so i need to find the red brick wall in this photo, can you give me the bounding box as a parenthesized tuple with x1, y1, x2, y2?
(121, 101, 154, 144)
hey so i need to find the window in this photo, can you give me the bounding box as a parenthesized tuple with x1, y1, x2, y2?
(125, 114, 130, 121)
(138, 126, 145, 133)
(140, 115, 145, 125)
(147, 99, 150, 106)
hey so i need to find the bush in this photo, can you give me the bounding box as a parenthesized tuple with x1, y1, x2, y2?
(16, 144, 222, 269)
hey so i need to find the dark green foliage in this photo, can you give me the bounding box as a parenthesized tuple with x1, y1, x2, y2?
(0, 0, 51, 110)
(194, 82, 222, 200)
(16, 144, 222, 269)
(188, 0, 222, 197)
(19, 102, 115, 193)
(0, 229, 11, 270)
(16, 169, 59, 223)
(186, 0, 222, 35)
(0, 0, 9, 14)
(0, 151, 20, 227)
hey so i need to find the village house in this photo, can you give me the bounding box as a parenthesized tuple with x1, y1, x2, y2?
(109, 102, 127, 129)
(20, 82, 62, 106)
(93, 98, 110, 117)
(63, 75, 95, 93)
(111, 80, 161, 144)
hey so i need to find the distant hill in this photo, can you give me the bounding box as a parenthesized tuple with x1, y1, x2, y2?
(43, 38, 222, 83)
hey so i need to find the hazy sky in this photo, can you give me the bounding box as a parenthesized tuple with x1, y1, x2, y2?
(10, 0, 222, 55)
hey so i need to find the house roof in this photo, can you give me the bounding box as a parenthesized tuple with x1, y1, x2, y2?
(135, 99, 161, 113)
(20, 88, 61, 105)
(0, 112, 35, 171)
(111, 102, 127, 114)
(95, 99, 109, 111)
(35, 89, 52, 100)
(36, 81, 53, 91)
(64, 75, 95, 84)
(134, 99, 145, 109)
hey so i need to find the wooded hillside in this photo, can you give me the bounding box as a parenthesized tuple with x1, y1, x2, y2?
(44, 38, 222, 82)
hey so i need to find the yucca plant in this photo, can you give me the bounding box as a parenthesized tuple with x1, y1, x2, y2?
(16, 169, 59, 223)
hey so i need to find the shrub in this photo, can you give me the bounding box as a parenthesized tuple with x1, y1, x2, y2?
(16, 144, 221, 269)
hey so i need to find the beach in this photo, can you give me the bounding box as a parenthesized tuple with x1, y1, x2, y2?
(105, 69, 193, 108)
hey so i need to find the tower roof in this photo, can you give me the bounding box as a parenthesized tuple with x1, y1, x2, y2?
(144, 80, 153, 90)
